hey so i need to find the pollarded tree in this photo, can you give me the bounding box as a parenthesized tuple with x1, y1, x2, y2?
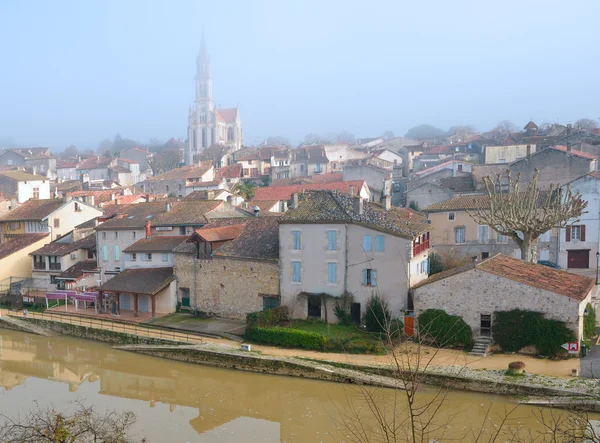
(467, 169, 587, 262)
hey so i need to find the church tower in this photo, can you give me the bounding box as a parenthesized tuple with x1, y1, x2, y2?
(187, 36, 243, 165)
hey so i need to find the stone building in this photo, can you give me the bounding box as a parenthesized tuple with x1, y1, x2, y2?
(174, 217, 280, 318)
(412, 254, 595, 341)
(405, 175, 475, 211)
(138, 164, 214, 198)
(343, 163, 392, 201)
(0, 148, 56, 178)
(279, 190, 432, 323)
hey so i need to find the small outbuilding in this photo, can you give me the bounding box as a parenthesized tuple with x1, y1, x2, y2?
(412, 254, 596, 342)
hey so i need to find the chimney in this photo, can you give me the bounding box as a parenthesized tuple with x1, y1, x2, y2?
(291, 193, 299, 209)
(384, 195, 391, 211)
(567, 124, 572, 152)
(526, 144, 531, 157)
(145, 220, 152, 239)
(97, 155, 100, 161)
(166, 202, 171, 212)
(353, 196, 364, 216)
(88, 195, 95, 206)
(349, 185, 354, 196)
(110, 193, 115, 201)
(253, 206, 260, 217)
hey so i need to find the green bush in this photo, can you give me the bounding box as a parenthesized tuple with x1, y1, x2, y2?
(246, 306, 290, 330)
(333, 293, 355, 326)
(417, 309, 473, 350)
(246, 326, 326, 350)
(428, 252, 444, 276)
(364, 295, 391, 333)
(493, 309, 576, 356)
(584, 303, 596, 339)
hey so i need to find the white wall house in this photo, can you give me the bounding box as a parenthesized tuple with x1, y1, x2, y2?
(0, 171, 51, 203)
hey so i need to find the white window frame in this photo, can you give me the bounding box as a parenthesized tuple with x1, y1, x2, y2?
(291, 260, 302, 284)
(292, 230, 302, 252)
(455, 226, 466, 244)
(477, 225, 489, 243)
(571, 225, 582, 241)
(448, 212, 455, 221)
(327, 261, 337, 285)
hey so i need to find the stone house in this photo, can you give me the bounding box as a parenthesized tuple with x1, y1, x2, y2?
(109, 165, 134, 186)
(412, 254, 595, 342)
(138, 163, 214, 198)
(120, 147, 152, 177)
(270, 149, 292, 181)
(405, 175, 476, 211)
(0, 198, 102, 242)
(322, 144, 370, 173)
(0, 233, 50, 282)
(0, 170, 51, 203)
(251, 180, 370, 213)
(56, 160, 79, 181)
(343, 163, 392, 201)
(424, 194, 558, 263)
(291, 146, 330, 178)
(413, 159, 473, 179)
(214, 163, 242, 185)
(557, 172, 600, 269)
(279, 190, 432, 323)
(76, 156, 116, 184)
(236, 147, 276, 179)
(0, 148, 56, 178)
(30, 233, 96, 287)
(117, 158, 141, 183)
(174, 217, 280, 317)
(123, 236, 187, 269)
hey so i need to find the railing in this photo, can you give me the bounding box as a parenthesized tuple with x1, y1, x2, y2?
(6, 310, 203, 345)
(49, 264, 61, 270)
(34, 263, 46, 270)
(413, 240, 430, 256)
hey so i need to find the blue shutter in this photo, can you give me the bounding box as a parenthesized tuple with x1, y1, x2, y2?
(328, 263, 337, 284)
(292, 231, 301, 250)
(363, 236, 373, 252)
(102, 245, 108, 262)
(292, 262, 301, 282)
(371, 270, 377, 287)
(375, 235, 385, 252)
(362, 269, 368, 285)
(328, 230, 337, 251)
(114, 245, 120, 261)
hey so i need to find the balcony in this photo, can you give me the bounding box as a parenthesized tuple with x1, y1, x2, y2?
(413, 240, 430, 256)
(49, 263, 61, 271)
(33, 262, 46, 270)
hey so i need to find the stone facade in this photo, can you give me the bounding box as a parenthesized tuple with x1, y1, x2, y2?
(174, 253, 279, 319)
(413, 268, 592, 341)
(405, 182, 454, 211)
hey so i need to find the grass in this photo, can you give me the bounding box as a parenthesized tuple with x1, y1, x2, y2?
(290, 320, 366, 340)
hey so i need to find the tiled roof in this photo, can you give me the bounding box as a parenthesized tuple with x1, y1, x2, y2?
(95, 202, 169, 230)
(146, 164, 212, 181)
(293, 146, 328, 163)
(0, 199, 65, 222)
(216, 108, 237, 123)
(186, 179, 223, 188)
(31, 233, 96, 256)
(57, 160, 79, 168)
(424, 194, 490, 212)
(9, 148, 51, 159)
(100, 267, 175, 295)
(215, 164, 242, 179)
(117, 158, 138, 164)
(110, 165, 131, 173)
(75, 218, 98, 229)
(477, 254, 594, 301)
(56, 180, 81, 192)
(0, 234, 49, 261)
(194, 223, 247, 243)
(524, 121, 538, 130)
(150, 200, 223, 226)
(550, 146, 597, 160)
(77, 156, 113, 170)
(281, 190, 430, 239)
(252, 200, 279, 211)
(214, 216, 280, 261)
(0, 170, 48, 181)
(69, 190, 120, 205)
(59, 260, 97, 280)
(414, 160, 470, 177)
(253, 180, 365, 202)
(438, 176, 475, 192)
(270, 172, 344, 187)
(101, 195, 147, 206)
(123, 236, 188, 252)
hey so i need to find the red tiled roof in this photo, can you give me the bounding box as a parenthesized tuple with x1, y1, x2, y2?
(551, 146, 597, 160)
(124, 236, 188, 252)
(31, 233, 96, 256)
(194, 223, 247, 243)
(477, 254, 594, 301)
(216, 108, 238, 123)
(146, 164, 212, 181)
(214, 217, 280, 261)
(69, 190, 120, 205)
(117, 158, 138, 164)
(186, 179, 222, 188)
(77, 156, 113, 170)
(215, 164, 242, 179)
(415, 159, 470, 177)
(101, 195, 147, 206)
(0, 234, 49, 260)
(0, 199, 65, 222)
(59, 260, 97, 280)
(252, 180, 366, 202)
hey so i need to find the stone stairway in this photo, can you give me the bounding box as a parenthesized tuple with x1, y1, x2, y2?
(469, 336, 492, 357)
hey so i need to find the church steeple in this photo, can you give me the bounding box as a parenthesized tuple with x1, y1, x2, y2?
(196, 31, 210, 78)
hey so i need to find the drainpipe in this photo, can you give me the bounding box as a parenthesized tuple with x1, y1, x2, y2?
(343, 224, 349, 294)
(193, 254, 198, 313)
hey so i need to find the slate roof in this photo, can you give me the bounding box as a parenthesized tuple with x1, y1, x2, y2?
(123, 236, 188, 252)
(150, 200, 223, 226)
(59, 260, 97, 280)
(0, 199, 65, 222)
(100, 267, 175, 295)
(281, 190, 430, 239)
(524, 121, 538, 130)
(0, 234, 49, 261)
(145, 164, 212, 181)
(214, 216, 280, 261)
(30, 233, 96, 256)
(0, 170, 48, 181)
(95, 202, 169, 230)
(293, 146, 329, 163)
(253, 180, 366, 202)
(193, 223, 247, 243)
(438, 176, 476, 192)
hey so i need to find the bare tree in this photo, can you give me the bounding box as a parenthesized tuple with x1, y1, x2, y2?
(336, 130, 356, 144)
(381, 130, 395, 141)
(304, 133, 325, 145)
(0, 401, 141, 442)
(493, 120, 516, 134)
(575, 118, 599, 130)
(467, 169, 586, 262)
(147, 150, 182, 176)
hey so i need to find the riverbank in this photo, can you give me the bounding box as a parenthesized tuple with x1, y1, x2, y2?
(1, 309, 597, 411)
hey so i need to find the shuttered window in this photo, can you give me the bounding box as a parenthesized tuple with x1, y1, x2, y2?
(327, 262, 337, 284)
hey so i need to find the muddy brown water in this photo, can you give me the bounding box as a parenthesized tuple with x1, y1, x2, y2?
(0, 329, 597, 442)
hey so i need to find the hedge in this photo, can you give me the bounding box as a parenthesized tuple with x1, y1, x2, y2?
(417, 309, 473, 350)
(492, 309, 576, 356)
(246, 326, 326, 350)
(246, 306, 290, 329)
(584, 303, 596, 339)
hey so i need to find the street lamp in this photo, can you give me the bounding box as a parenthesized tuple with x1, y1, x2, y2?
(596, 252, 600, 284)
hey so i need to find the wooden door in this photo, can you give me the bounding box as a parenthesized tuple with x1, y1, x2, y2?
(567, 250, 589, 269)
(351, 303, 361, 324)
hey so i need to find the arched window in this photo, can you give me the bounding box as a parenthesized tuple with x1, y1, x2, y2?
(202, 128, 207, 148)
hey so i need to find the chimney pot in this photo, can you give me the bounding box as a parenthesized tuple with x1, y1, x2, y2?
(349, 185, 354, 196)
(166, 202, 171, 212)
(384, 195, 391, 211)
(253, 206, 260, 217)
(353, 196, 364, 216)
(291, 193, 299, 209)
(145, 220, 151, 239)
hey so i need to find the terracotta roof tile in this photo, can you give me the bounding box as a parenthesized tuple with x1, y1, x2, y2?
(100, 267, 175, 295)
(424, 194, 491, 212)
(0, 234, 49, 260)
(0, 170, 48, 181)
(253, 180, 366, 202)
(216, 108, 237, 123)
(215, 164, 242, 179)
(59, 260, 97, 280)
(150, 200, 223, 226)
(96, 202, 168, 230)
(550, 146, 598, 160)
(123, 236, 188, 252)
(31, 233, 96, 256)
(0, 199, 65, 222)
(194, 223, 246, 243)
(146, 164, 212, 181)
(77, 156, 114, 170)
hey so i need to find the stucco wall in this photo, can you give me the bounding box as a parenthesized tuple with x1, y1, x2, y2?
(97, 229, 145, 278)
(413, 268, 588, 340)
(484, 144, 536, 164)
(174, 253, 278, 318)
(118, 281, 176, 315)
(17, 180, 51, 203)
(0, 236, 49, 281)
(405, 184, 453, 210)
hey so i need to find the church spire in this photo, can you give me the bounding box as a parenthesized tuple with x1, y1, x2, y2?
(196, 30, 210, 77)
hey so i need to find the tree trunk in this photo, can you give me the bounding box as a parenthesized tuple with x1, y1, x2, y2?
(520, 236, 538, 263)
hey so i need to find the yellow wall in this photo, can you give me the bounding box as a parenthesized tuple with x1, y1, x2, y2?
(0, 236, 50, 281)
(1, 221, 25, 236)
(428, 211, 490, 245)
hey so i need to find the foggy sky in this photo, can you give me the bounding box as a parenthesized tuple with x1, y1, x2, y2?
(1, 0, 599, 151)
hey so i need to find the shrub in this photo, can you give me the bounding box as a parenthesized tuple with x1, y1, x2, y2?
(246, 306, 290, 330)
(333, 292, 355, 326)
(428, 252, 444, 276)
(493, 309, 576, 357)
(417, 309, 473, 350)
(246, 326, 326, 350)
(584, 303, 596, 339)
(409, 200, 419, 211)
(507, 361, 525, 372)
(364, 295, 391, 333)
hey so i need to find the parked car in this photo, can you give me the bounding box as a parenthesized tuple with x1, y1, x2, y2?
(537, 260, 561, 269)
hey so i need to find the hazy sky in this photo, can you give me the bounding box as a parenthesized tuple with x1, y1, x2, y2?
(1, 0, 599, 151)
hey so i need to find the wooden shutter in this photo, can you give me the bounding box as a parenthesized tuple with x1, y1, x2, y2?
(566, 226, 571, 242)
(581, 225, 586, 241)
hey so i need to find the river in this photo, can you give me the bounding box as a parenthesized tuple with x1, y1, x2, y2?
(0, 329, 597, 442)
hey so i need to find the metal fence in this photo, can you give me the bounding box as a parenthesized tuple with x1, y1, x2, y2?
(6, 310, 203, 345)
